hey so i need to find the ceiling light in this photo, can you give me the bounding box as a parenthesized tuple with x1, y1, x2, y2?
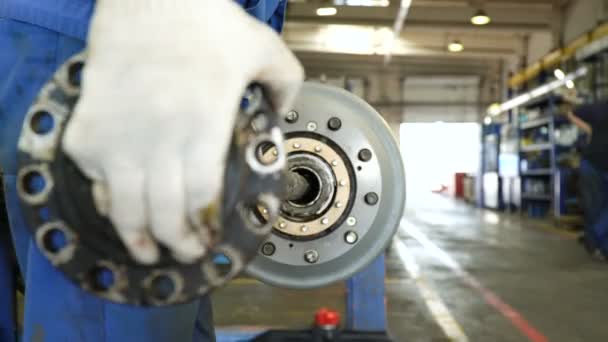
(471, 9, 491, 26)
(484, 116, 492, 125)
(488, 103, 501, 116)
(316, 7, 337, 16)
(554, 69, 565, 80)
(448, 40, 464, 52)
(566, 80, 575, 89)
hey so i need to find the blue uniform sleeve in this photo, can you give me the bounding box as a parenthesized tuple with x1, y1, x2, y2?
(1, 0, 287, 39)
(574, 104, 602, 127)
(236, 0, 288, 32)
(0, 0, 94, 40)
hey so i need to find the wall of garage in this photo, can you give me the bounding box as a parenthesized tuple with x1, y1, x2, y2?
(527, 32, 554, 67)
(563, 0, 608, 43)
(401, 76, 480, 123)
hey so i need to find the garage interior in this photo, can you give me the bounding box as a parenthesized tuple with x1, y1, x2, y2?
(2, 0, 608, 341)
(210, 0, 608, 341)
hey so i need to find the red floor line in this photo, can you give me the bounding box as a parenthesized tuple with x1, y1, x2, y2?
(462, 277, 548, 342)
(402, 221, 550, 342)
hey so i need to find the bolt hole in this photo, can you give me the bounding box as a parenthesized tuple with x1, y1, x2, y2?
(42, 228, 67, 254)
(88, 266, 115, 292)
(68, 61, 84, 87)
(22, 171, 47, 195)
(357, 166, 362, 172)
(240, 96, 250, 110)
(149, 274, 176, 301)
(289, 243, 294, 249)
(247, 201, 270, 228)
(213, 254, 232, 278)
(30, 111, 54, 135)
(255, 141, 278, 166)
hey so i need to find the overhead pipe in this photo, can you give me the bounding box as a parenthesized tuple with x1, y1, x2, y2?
(383, 0, 412, 65)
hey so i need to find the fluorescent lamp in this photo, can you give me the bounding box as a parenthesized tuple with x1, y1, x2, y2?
(554, 69, 565, 80)
(448, 40, 464, 52)
(317, 7, 337, 16)
(486, 66, 588, 116)
(471, 10, 491, 26)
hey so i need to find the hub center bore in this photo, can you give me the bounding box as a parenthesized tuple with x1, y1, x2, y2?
(288, 167, 322, 206)
(281, 154, 335, 222)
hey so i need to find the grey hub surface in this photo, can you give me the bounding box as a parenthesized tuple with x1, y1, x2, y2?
(246, 82, 406, 289)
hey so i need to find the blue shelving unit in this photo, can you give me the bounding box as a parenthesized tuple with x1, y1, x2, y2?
(517, 93, 584, 219)
(480, 123, 503, 209)
(518, 94, 558, 218)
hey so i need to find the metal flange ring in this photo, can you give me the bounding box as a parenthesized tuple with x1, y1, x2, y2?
(259, 136, 352, 237)
(16, 52, 285, 306)
(246, 82, 406, 289)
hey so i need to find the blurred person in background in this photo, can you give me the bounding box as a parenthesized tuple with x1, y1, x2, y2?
(563, 91, 608, 259)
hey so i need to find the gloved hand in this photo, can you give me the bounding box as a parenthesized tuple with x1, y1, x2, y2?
(62, 0, 304, 264)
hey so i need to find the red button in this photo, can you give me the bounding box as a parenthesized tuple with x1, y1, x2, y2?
(315, 308, 341, 327)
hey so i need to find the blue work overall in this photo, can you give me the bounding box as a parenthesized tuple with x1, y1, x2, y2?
(580, 159, 608, 256)
(0, 1, 287, 341)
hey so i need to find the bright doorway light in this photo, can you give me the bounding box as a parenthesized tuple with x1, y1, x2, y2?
(317, 7, 337, 16)
(448, 40, 464, 52)
(470, 9, 491, 26)
(400, 123, 481, 208)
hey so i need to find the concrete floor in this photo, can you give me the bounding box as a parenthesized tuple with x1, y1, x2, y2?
(213, 194, 608, 341)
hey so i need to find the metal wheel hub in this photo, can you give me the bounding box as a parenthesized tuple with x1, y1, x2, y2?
(15, 52, 405, 300)
(15, 53, 285, 306)
(247, 82, 406, 289)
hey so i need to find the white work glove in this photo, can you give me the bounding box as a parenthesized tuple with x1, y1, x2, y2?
(62, 0, 304, 264)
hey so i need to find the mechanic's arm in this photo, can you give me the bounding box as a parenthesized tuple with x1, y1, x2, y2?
(559, 88, 593, 136)
(62, 0, 304, 264)
(567, 110, 592, 136)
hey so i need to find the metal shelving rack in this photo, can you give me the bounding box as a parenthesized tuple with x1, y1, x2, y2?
(480, 123, 503, 209)
(517, 95, 559, 218)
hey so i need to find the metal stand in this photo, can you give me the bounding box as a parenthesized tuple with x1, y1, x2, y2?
(216, 255, 388, 341)
(346, 255, 386, 331)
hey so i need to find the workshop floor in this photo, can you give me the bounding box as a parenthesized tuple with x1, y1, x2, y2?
(213, 193, 608, 341)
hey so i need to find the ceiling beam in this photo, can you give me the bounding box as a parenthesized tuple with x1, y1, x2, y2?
(370, 100, 492, 107)
(286, 2, 554, 33)
(287, 17, 549, 33)
(412, 0, 556, 8)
